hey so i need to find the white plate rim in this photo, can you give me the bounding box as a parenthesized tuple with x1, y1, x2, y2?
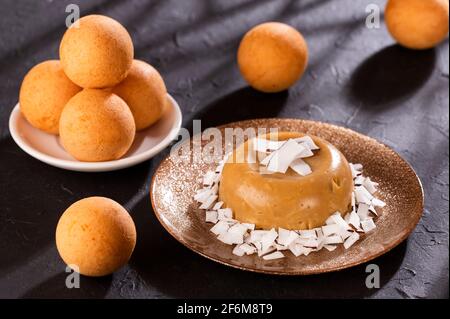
(9, 94, 182, 172)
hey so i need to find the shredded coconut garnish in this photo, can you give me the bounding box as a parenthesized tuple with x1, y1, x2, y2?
(193, 136, 386, 260)
(249, 137, 319, 175)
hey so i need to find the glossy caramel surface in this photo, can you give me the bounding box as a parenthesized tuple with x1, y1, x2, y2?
(219, 132, 353, 230)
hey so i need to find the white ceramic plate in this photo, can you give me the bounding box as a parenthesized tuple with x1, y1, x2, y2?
(9, 94, 182, 172)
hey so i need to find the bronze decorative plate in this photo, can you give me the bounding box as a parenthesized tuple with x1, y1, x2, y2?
(150, 119, 424, 275)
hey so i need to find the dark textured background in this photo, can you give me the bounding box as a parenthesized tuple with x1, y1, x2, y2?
(0, 0, 448, 299)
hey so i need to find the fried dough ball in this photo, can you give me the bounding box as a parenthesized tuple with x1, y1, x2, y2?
(60, 15, 134, 88)
(56, 197, 136, 277)
(237, 22, 308, 92)
(385, 0, 449, 49)
(59, 89, 135, 162)
(113, 60, 167, 130)
(19, 60, 81, 134)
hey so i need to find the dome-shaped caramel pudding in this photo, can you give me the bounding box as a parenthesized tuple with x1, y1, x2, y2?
(219, 132, 353, 230)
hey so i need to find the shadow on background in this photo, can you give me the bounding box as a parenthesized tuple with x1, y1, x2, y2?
(21, 272, 112, 299)
(186, 87, 288, 130)
(129, 196, 407, 298)
(349, 45, 436, 110)
(0, 136, 152, 275)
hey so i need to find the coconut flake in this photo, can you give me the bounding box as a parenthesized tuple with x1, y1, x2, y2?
(232, 245, 245, 256)
(260, 228, 278, 251)
(368, 205, 378, 215)
(223, 218, 239, 225)
(288, 243, 313, 256)
(324, 244, 337, 252)
(278, 230, 299, 247)
(228, 223, 248, 237)
(288, 243, 303, 257)
(290, 158, 312, 176)
(267, 139, 307, 173)
(314, 228, 325, 249)
(363, 177, 378, 194)
(298, 229, 317, 239)
(315, 227, 324, 237)
(356, 203, 370, 220)
(354, 185, 374, 205)
(259, 151, 275, 166)
(354, 175, 365, 186)
(253, 138, 285, 153)
(249, 230, 267, 243)
(195, 184, 219, 203)
(322, 224, 341, 236)
(372, 198, 386, 208)
(302, 247, 313, 256)
(202, 171, 216, 186)
(326, 212, 352, 230)
(257, 245, 276, 257)
(212, 201, 223, 210)
(324, 235, 344, 244)
(217, 208, 233, 220)
(254, 136, 319, 176)
(216, 233, 235, 245)
(274, 243, 288, 251)
(343, 232, 360, 249)
(348, 210, 361, 230)
(239, 243, 257, 255)
(194, 188, 213, 202)
(277, 228, 291, 245)
(242, 223, 255, 231)
(295, 237, 319, 248)
(350, 163, 363, 178)
(263, 251, 285, 260)
(205, 211, 218, 223)
(361, 218, 376, 233)
(199, 194, 218, 209)
(339, 229, 353, 240)
(210, 220, 229, 236)
(252, 241, 262, 252)
(294, 136, 320, 150)
(296, 147, 314, 158)
(218, 229, 244, 245)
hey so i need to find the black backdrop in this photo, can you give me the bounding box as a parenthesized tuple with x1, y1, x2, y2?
(0, 0, 448, 298)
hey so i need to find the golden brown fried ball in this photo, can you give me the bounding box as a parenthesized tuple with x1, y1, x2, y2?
(56, 197, 136, 277)
(19, 60, 81, 134)
(59, 89, 135, 162)
(386, 0, 449, 49)
(237, 22, 308, 93)
(60, 15, 134, 88)
(113, 60, 167, 130)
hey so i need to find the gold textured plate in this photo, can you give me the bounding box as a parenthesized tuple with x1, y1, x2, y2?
(150, 119, 424, 275)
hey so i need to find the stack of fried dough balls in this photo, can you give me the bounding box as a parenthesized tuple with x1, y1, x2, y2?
(19, 14, 168, 162)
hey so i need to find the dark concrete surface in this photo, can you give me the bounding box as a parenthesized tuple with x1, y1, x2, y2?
(0, 0, 448, 299)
